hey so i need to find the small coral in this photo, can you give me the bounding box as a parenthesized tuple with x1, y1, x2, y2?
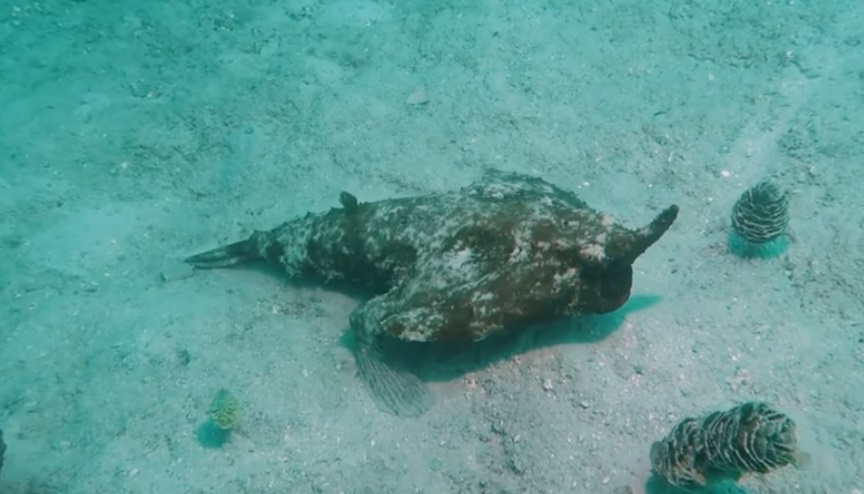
(0, 427, 6, 477)
(208, 388, 240, 430)
(650, 402, 807, 490)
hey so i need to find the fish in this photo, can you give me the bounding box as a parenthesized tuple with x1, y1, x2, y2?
(185, 170, 679, 416)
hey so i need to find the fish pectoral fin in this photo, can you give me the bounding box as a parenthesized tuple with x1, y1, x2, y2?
(184, 238, 260, 269)
(355, 339, 433, 417)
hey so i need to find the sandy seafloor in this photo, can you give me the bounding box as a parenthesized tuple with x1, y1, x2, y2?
(1, 0, 863, 493)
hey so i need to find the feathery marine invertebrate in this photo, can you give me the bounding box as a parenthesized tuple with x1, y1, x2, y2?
(650, 402, 808, 490)
(208, 388, 240, 430)
(729, 180, 790, 258)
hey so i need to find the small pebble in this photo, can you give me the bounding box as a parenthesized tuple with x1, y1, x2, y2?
(160, 262, 195, 283)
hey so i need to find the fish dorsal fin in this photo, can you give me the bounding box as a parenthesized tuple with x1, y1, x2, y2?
(339, 191, 359, 213)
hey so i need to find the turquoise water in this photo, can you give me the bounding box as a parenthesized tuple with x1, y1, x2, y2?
(1, 1, 862, 492)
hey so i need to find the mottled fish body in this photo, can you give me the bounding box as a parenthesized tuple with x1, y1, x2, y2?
(186, 171, 678, 416)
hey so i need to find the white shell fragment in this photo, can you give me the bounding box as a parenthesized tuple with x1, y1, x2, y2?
(405, 86, 429, 105)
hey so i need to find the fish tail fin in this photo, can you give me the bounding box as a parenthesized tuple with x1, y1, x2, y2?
(355, 339, 433, 417)
(184, 232, 265, 269)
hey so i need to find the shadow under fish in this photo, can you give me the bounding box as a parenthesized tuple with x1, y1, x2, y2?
(184, 170, 678, 417)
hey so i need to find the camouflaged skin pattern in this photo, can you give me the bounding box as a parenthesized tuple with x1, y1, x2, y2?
(248, 171, 674, 344)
